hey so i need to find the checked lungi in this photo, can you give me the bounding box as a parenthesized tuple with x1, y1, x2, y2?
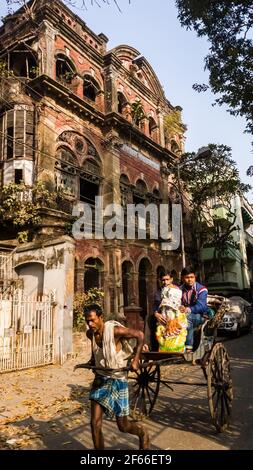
(90, 375, 129, 419)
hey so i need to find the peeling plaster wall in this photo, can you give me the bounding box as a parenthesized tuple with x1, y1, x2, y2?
(14, 237, 75, 362)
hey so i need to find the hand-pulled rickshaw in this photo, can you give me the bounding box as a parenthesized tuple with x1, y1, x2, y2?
(76, 295, 233, 433)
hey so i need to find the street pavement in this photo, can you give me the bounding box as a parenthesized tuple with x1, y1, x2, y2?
(0, 331, 252, 450)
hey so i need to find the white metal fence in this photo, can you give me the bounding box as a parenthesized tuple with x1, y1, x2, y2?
(0, 292, 54, 373)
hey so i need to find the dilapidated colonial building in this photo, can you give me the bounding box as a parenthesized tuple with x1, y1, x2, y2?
(0, 0, 188, 369)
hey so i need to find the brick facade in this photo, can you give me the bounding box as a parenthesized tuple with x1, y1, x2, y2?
(0, 0, 189, 327)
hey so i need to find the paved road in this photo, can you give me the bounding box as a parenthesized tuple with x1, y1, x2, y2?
(144, 332, 253, 450)
(77, 331, 253, 450)
(1, 332, 252, 450)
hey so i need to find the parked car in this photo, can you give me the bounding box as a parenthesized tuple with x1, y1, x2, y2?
(217, 296, 252, 337)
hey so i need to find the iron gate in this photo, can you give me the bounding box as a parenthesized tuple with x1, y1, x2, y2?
(0, 292, 54, 373)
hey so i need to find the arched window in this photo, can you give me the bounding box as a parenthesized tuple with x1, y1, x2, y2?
(83, 75, 100, 102)
(148, 116, 157, 140)
(80, 157, 101, 206)
(122, 260, 134, 307)
(120, 174, 130, 186)
(171, 139, 180, 155)
(120, 174, 132, 207)
(56, 132, 102, 210)
(136, 179, 147, 194)
(9, 46, 38, 78)
(153, 188, 161, 200)
(56, 54, 76, 84)
(134, 179, 147, 204)
(55, 146, 77, 199)
(84, 257, 104, 292)
(138, 258, 152, 319)
(117, 92, 127, 115)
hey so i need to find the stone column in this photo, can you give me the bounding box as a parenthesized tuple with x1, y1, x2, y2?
(39, 21, 58, 78)
(104, 68, 118, 114)
(75, 260, 85, 291)
(102, 131, 121, 207)
(158, 109, 165, 148)
(36, 109, 57, 191)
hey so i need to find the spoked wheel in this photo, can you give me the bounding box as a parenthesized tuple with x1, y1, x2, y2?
(129, 358, 160, 420)
(207, 342, 233, 432)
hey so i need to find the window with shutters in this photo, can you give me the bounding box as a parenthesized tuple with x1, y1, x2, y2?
(1, 108, 34, 160)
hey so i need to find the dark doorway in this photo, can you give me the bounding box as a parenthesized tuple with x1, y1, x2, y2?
(122, 260, 134, 307)
(84, 257, 103, 292)
(138, 258, 152, 319)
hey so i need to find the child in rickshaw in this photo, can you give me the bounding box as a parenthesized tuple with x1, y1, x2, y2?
(155, 272, 187, 353)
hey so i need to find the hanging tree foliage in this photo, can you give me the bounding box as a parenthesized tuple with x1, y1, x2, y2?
(172, 143, 251, 265)
(176, 1, 253, 136)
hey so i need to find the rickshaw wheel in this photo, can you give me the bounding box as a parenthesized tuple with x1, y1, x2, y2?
(207, 342, 233, 432)
(129, 358, 160, 420)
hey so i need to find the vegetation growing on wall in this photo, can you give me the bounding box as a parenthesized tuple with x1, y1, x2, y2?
(131, 99, 146, 126)
(0, 181, 64, 243)
(73, 288, 104, 331)
(164, 109, 187, 140)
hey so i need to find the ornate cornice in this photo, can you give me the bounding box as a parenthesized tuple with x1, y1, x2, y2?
(104, 112, 175, 164)
(28, 75, 104, 125)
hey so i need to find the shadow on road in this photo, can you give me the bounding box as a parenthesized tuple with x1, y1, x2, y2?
(1, 335, 252, 450)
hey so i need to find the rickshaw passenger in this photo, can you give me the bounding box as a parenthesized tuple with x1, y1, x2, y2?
(179, 267, 208, 351)
(145, 272, 176, 351)
(154, 272, 187, 353)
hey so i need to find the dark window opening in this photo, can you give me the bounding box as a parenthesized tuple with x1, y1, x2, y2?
(171, 140, 180, 155)
(133, 193, 145, 206)
(149, 117, 157, 139)
(120, 174, 130, 185)
(56, 56, 75, 84)
(84, 257, 103, 292)
(133, 180, 147, 206)
(15, 169, 23, 184)
(10, 52, 38, 79)
(83, 76, 100, 102)
(138, 258, 152, 319)
(117, 92, 127, 115)
(80, 178, 99, 206)
(122, 261, 133, 307)
(7, 126, 14, 159)
(84, 266, 99, 291)
(153, 189, 160, 199)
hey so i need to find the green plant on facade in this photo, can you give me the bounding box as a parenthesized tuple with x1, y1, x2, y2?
(59, 71, 75, 84)
(131, 99, 146, 126)
(164, 109, 187, 140)
(73, 288, 104, 331)
(0, 60, 13, 78)
(0, 181, 64, 243)
(29, 65, 39, 79)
